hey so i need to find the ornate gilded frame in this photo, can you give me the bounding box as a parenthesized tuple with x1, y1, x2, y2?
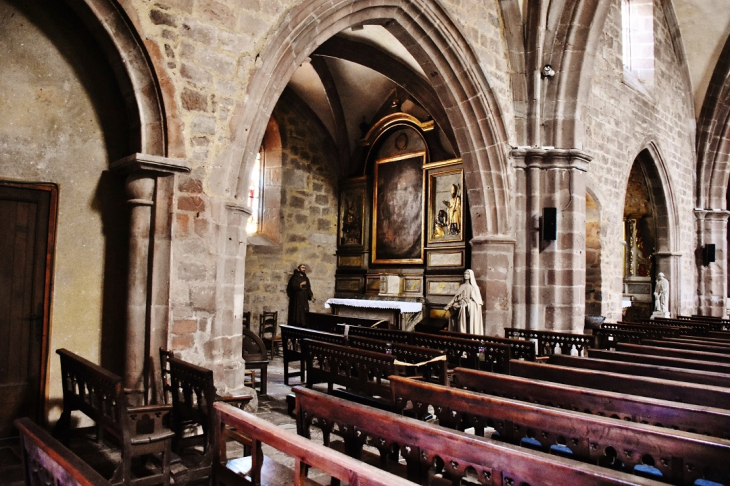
(426, 161, 464, 245)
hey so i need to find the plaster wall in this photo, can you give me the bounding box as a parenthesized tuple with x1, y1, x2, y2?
(583, 0, 697, 321)
(0, 0, 129, 419)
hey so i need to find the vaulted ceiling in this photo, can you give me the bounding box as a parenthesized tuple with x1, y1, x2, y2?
(285, 2, 729, 160)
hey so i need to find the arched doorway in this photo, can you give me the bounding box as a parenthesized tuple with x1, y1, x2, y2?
(621, 147, 677, 320)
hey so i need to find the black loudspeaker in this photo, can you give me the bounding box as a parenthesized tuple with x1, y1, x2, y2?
(543, 207, 557, 241)
(704, 244, 716, 265)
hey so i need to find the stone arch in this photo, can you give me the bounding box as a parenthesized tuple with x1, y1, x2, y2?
(214, 0, 513, 238)
(697, 34, 730, 210)
(64, 0, 177, 156)
(625, 140, 680, 315)
(542, 0, 612, 148)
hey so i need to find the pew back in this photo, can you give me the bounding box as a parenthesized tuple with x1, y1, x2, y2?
(294, 386, 666, 486)
(504, 328, 593, 356)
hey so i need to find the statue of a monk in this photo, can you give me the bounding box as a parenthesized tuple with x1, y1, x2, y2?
(445, 269, 484, 335)
(287, 264, 313, 326)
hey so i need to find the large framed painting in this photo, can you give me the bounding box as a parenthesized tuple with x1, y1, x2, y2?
(338, 179, 366, 248)
(427, 165, 464, 244)
(372, 152, 425, 264)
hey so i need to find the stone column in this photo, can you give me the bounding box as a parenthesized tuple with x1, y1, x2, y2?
(512, 148, 592, 331)
(470, 236, 515, 337)
(695, 209, 730, 317)
(111, 153, 190, 404)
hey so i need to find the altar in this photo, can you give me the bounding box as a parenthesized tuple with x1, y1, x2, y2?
(324, 298, 423, 330)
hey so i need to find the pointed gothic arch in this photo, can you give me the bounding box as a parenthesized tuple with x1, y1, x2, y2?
(212, 0, 513, 239)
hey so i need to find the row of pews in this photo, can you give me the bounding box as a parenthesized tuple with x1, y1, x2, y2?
(259, 314, 730, 485)
(17, 313, 730, 485)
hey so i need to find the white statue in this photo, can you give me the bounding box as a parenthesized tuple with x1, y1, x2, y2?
(445, 269, 484, 335)
(653, 272, 669, 313)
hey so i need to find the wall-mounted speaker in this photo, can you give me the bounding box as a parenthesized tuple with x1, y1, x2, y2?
(703, 244, 716, 265)
(543, 207, 557, 241)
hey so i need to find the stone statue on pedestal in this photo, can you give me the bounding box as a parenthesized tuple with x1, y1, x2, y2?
(445, 269, 484, 335)
(651, 272, 670, 319)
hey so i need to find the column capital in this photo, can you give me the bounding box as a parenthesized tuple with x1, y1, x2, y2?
(694, 208, 730, 222)
(511, 147, 592, 172)
(110, 153, 191, 176)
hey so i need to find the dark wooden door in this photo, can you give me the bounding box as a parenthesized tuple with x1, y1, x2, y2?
(0, 183, 56, 440)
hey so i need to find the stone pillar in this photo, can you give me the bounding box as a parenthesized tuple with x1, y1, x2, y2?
(111, 153, 190, 404)
(512, 148, 592, 332)
(470, 236, 515, 337)
(201, 201, 251, 396)
(695, 209, 730, 317)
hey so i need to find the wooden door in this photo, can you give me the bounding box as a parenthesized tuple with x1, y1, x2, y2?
(0, 183, 56, 441)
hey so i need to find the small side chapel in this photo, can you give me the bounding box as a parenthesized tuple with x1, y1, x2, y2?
(333, 102, 470, 331)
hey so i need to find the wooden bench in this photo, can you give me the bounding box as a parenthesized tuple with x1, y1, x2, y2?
(302, 311, 387, 332)
(504, 327, 593, 356)
(16, 416, 111, 486)
(389, 375, 730, 485)
(603, 322, 692, 339)
(54, 348, 174, 485)
(165, 354, 253, 485)
(435, 329, 537, 361)
(450, 367, 730, 439)
(280, 325, 347, 385)
(214, 402, 414, 486)
(293, 386, 666, 486)
(302, 339, 396, 403)
(641, 338, 730, 354)
(509, 359, 730, 409)
(615, 342, 730, 364)
(344, 325, 512, 373)
(587, 348, 730, 374)
(592, 328, 644, 348)
(545, 354, 730, 389)
(347, 336, 448, 385)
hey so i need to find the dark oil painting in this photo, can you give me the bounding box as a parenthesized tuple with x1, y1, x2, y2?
(373, 154, 424, 263)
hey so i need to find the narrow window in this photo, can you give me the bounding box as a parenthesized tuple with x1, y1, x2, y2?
(622, 0, 654, 88)
(247, 148, 263, 235)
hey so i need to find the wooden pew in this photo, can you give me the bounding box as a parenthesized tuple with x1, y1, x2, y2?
(347, 336, 448, 385)
(587, 348, 730, 374)
(450, 367, 730, 439)
(294, 386, 666, 486)
(592, 328, 644, 349)
(303, 339, 397, 405)
(344, 326, 512, 373)
(546, 354, 730, 389)
(603, 322, 692, 339)
(280, 325, 346, 385)
(15, 417, 111, 486)
(303, 311, 387, 332)
(166, 354, 253, 485)
(509, 359, 730, 409)
(214, 402, 416, 486)
(504, 327, 593, 356)
(653, 317, 721, 332)
(615, 342, 730, 364)
(389, 376, 730, 485)
(641, 338, 730, 355)
(435, 329, 537, 361)
(54, 349, 174, 485)
(410, 332, 511, 373)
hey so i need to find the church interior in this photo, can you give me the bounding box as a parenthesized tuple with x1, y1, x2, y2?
(2, 0, 730, 484)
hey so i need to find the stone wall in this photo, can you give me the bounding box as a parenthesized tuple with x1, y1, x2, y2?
(243, 103, 339, 330)
(583, 0, 697, 321)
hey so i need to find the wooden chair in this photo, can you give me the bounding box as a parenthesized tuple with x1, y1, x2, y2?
(259, 311, 281, 359)
(241, 311, 251, 331)
(242, 328, 269, 395)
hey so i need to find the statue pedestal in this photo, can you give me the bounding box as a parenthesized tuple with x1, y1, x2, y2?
(649, 311, 670, 320)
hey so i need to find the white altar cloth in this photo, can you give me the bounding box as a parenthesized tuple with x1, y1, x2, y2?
(324, 298, 422, 314)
